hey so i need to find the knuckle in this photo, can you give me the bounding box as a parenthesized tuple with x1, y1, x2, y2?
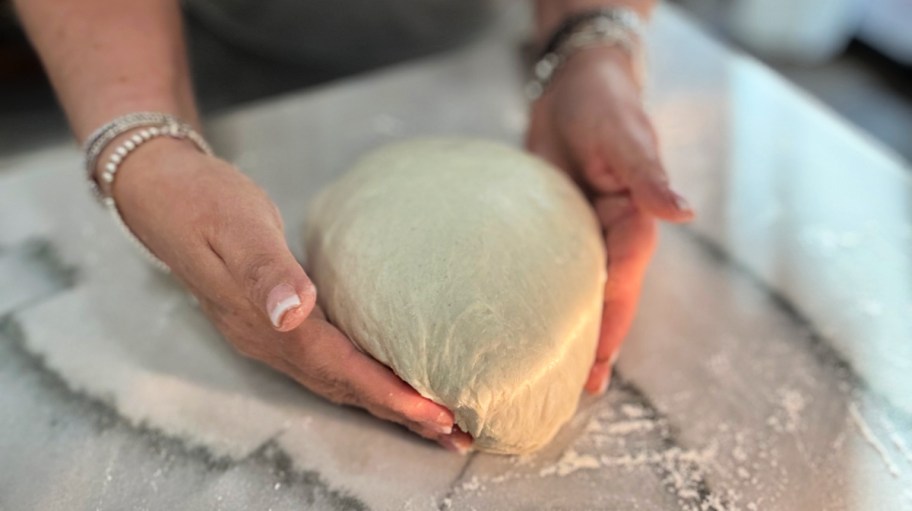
(326, 385, 361, 408)
(285, 338, 360, 407)
(240, 252, 279, 293)
(225, 329, 267, 361)
(200, 300, 270, 361)
(326, 377, 361, 408)
(222, 325, 268, 361)
(313, 371, 360, 407)
(190, 208, 228, 247)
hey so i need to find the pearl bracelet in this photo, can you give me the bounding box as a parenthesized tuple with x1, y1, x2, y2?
(85, 114, 214, 272)
(526, 8, 645, 100)
(83, 112, 184, 201)
(98, 123, 212, 196)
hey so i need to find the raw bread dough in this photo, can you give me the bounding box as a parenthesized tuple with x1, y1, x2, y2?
(303, 139, 606, 454)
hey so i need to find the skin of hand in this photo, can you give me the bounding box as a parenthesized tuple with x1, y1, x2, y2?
(526, 45, 695, 394)
(111, 136, 473, 453)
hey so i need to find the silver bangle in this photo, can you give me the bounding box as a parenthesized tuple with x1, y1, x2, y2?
(84, 113, 214, 272)
(526, 9, 645, 100)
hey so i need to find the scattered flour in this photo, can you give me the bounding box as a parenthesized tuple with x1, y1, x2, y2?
(879, 416, 912, 465)
(732, 432, 749, 463)
(779, 388, 806, 433)
(460, 476, 482, 492)
(848, 402, 900, 478)
(766, 388, 806, 434)
(482, 397, 752, 511)
(620, 404, 649, 419)
(603, 420, 659, 435)
(539, 449, 602, 477)
(831, 430, 846, 451)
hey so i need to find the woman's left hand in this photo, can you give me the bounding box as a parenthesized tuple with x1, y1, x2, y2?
(526, 45, 694, 394)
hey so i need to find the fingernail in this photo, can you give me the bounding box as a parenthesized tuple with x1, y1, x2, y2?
(431, 411, 454, 435)
(440, 436, 472, 455)
(431, 423, 454, 435)
(673, 193, 692, 212)
(596, 373, 612, 396)
(609, 348, 622, 367)
(267, 283, 302, 328)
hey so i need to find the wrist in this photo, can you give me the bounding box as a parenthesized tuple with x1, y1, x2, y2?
(95, 129, 207, 198)
(536, 0, 654, 44)
(563, 45, 639, 85)
(528, 6, 646, 99)
(81, 110, 214, 273)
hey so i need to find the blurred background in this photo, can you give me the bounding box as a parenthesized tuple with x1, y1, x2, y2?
(0, 0, 910, 162)
(673, 0, 912, 163)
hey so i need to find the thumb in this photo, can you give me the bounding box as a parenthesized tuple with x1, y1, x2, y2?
(214, 222, 317, 332)
(579, 109, 694, 222)
(624, 161, 694, 223)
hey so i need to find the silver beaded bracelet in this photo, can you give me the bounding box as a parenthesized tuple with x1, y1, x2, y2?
(526, 8, 645, 100)
(83, 112, 214, 272)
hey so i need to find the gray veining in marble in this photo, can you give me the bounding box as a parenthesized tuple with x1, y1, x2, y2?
(1, 5, 910, 511)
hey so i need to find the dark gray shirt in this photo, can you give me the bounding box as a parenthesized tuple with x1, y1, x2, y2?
(186, 0, 491, 73)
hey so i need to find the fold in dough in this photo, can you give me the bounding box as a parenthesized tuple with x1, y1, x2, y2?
(303, 139, 606, 454)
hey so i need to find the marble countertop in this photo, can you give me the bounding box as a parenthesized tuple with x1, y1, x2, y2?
(1, 5, 910, 511)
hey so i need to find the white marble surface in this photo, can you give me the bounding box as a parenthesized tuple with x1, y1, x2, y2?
(1, 5, 911, 511)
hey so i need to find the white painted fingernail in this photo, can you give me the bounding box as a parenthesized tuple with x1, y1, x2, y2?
(434, 424, 454, 435)
(597, 374, 612, 395)
(425, 410, 453, 435)
(268, 284, 301, 328)
(673, 193, 692, 212)
(609, 348, 622, 367)
(440, 436, 472, 455)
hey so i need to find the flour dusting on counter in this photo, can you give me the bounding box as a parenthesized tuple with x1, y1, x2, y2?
(849, 402, 901, 478)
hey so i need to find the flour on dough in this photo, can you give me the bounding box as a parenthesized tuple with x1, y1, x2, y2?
(304, 139, 606, 454)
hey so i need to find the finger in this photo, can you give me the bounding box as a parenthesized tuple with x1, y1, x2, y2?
(623, 159, 694, 223)
(584, 196, 657, 394)
(211, 215, 317, 332)
(579, 109, 693, 222)
(615, 114, 693, 221)
(586, 289, 638, 395)
(280, 319, 456, 437)
(585, 359, 613, 396)
(580, 155, 626, 194)
(438, 427, 474, 455)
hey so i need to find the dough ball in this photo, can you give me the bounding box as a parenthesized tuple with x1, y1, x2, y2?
(303, 138, 606, 454)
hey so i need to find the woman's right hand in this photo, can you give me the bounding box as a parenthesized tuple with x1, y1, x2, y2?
(110, 137, 473, 452)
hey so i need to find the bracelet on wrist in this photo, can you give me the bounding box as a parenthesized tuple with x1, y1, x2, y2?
(527, 7, 645, 100)
(82, 112, 214, 273)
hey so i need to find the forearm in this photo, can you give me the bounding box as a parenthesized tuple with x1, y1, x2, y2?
(13, 0, 197, 142)
(535, 0, 656, 42)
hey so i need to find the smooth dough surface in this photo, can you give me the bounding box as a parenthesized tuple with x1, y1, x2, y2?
(303, 139, 606, 454)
